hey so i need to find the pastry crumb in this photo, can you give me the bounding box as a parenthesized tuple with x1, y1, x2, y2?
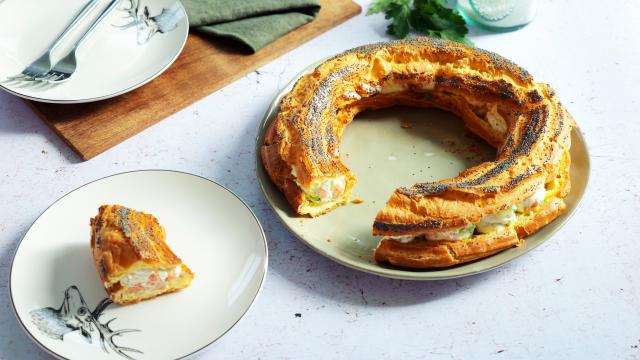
(351, 198, 364, 204)
(345, 152, 351, 158)
(400, 120, 413, 128)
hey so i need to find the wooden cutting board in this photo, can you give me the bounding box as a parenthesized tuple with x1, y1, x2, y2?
(28, 0, 361, 160)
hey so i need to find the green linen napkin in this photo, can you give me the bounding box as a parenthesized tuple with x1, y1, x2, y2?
(182, 0, 321, 53)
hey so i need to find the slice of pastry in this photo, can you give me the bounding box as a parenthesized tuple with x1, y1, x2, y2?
(373, 151, 572, 268)
(90, 204, 194, 304)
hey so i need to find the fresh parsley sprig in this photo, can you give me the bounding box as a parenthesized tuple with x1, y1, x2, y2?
(367, 0, 473, 46)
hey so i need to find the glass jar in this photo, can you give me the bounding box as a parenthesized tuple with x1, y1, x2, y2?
(457, 0, 538, 32)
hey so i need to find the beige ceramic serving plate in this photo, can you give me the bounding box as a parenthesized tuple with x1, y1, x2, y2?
(257, 62, 590, 280)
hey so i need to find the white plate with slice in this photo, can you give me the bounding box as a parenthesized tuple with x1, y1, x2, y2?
(0, 0, 188, 103)
(10, 170, 268, 359)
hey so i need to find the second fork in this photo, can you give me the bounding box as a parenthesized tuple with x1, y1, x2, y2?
(41, 0, 121, 83)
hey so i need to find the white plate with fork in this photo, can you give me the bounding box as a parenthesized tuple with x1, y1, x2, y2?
(0, 0, 188, 103)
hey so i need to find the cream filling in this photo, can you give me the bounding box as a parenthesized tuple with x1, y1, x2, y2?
(463, 99, 507, 135)
(476, 206, 517, 234)
(120, 266, 181, 288)
(343, 91, 361, 100)
(384, 185, 552, 242)
(380, 82, 408, 94)
(428, 225, 476, 240)
(486, 104, 507, 135)
(379, 80, 434, 95)
(309, 176, 346, 203)
(384, 225, 475, 243)
(384, 235, 415, 243)
(360, 83, 382, 94)
(515, 185, 547, 213)
(291, 167, 346, 205)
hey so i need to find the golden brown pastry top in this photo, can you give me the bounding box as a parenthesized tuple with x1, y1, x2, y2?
(90, 204, 182, 282)
(262, 37, 575, 228)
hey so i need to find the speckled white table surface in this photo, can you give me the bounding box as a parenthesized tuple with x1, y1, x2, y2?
(1, 0, 639, 359)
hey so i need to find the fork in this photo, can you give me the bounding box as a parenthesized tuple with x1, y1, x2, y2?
(45, 0, 121, 83)
(6, 0, 101, 81)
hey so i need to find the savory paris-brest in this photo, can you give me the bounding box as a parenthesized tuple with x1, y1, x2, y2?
(261, 37, 574, 269)
(90, 205, 194, 304)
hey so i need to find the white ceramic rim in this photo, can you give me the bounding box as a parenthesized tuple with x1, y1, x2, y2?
(9, 169, 269, 359)
(0, 3, 189, 104)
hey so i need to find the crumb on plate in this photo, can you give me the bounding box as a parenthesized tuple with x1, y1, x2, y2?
(400, 120, 413, 128)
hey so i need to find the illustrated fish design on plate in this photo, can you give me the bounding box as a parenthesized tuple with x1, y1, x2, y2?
(115, 0, 184, 44)
(30, 285, 142, 360)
